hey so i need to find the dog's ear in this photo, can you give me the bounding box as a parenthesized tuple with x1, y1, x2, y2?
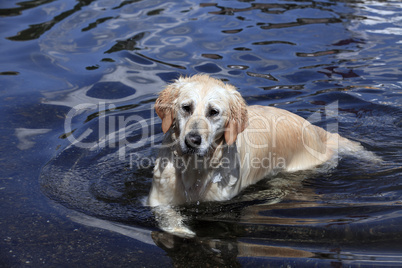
(155, 83, 179, 133)
(224, 91, 248, 145)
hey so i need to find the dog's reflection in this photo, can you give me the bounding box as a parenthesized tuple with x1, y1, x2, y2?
(149, 174, 318, 266)
(70, 174, 317, 266)
(151, 229, 313, 267)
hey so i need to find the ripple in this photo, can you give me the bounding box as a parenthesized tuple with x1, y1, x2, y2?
(228, 65, 249, 70)
(161, 36, 192, 46)
(165, 26, 192, 35)
(105, 32, 148, 53)
(82, 16, 115, 32)
(0, 71, 20, 75)
(284, 70, 325, 83)
(201, 54, 223, 60)
(195, 63, 222, 73)
(234, 47, 251, 51)
(260, 18, 342, 30)
(134, 52, 186, 69)
(126, 53, 154, 65)
(247, 71, 278, 81)
(296, 49, 351, 57)
(161, 50, 188, 59)
(239, 54, 261, 61)
(222, 28, 243, 34)
(252, 40, 296, 46)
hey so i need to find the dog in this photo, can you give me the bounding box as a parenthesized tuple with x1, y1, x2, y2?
(147, 74, 368, 207)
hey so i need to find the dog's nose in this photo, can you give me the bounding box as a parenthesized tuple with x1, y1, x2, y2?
(185, 133, 202, 148)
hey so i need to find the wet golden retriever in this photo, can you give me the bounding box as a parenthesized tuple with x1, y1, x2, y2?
(148, 74, 368, 207)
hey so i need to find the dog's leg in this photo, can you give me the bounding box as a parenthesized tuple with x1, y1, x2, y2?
(148, 129, 186, 206)
(148, 150, 187, 206)
(149, 158, 195, 237)
(148, 158, 180, 206)
(152, 205, 195, 238)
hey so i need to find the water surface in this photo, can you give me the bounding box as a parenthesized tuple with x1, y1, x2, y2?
(1, 0, 401, 266)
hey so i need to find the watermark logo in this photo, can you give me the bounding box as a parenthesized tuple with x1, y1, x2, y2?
(63, 102, 158, 159)
(62, 101, 339, 167)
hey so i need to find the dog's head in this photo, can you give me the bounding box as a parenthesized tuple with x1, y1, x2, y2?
(155, 75, 248, 156)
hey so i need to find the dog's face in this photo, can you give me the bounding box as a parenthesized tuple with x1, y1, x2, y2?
(175, 82, 229, 156)
(155, 75, 248, 156)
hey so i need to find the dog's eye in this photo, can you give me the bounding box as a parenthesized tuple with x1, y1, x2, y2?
(181, 104, 192, 113)
(208, 108, 219, 117)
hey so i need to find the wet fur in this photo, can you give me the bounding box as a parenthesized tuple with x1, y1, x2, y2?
(148, 75, 369, 206)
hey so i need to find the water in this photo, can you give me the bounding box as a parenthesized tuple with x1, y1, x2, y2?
(1, 0, 402, 266)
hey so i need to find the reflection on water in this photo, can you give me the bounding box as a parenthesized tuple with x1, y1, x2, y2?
(1, 0, 402, 266)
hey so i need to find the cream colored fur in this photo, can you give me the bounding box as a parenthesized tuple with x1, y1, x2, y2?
(148, 74, 366, 207)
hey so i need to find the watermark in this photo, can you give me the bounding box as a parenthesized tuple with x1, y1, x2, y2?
(63, 101, 339, 165)
(129, 152, 286, 172)
(63, 102, 158, 159)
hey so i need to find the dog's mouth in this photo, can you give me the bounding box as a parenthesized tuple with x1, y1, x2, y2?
(181, 145, 210, 157)
(182, 147, 204, 156)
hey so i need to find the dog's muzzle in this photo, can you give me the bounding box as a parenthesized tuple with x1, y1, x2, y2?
(185, 133, 202, 151)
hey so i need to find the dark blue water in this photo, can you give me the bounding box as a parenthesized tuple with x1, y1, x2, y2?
(1, 0, 402, 266)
